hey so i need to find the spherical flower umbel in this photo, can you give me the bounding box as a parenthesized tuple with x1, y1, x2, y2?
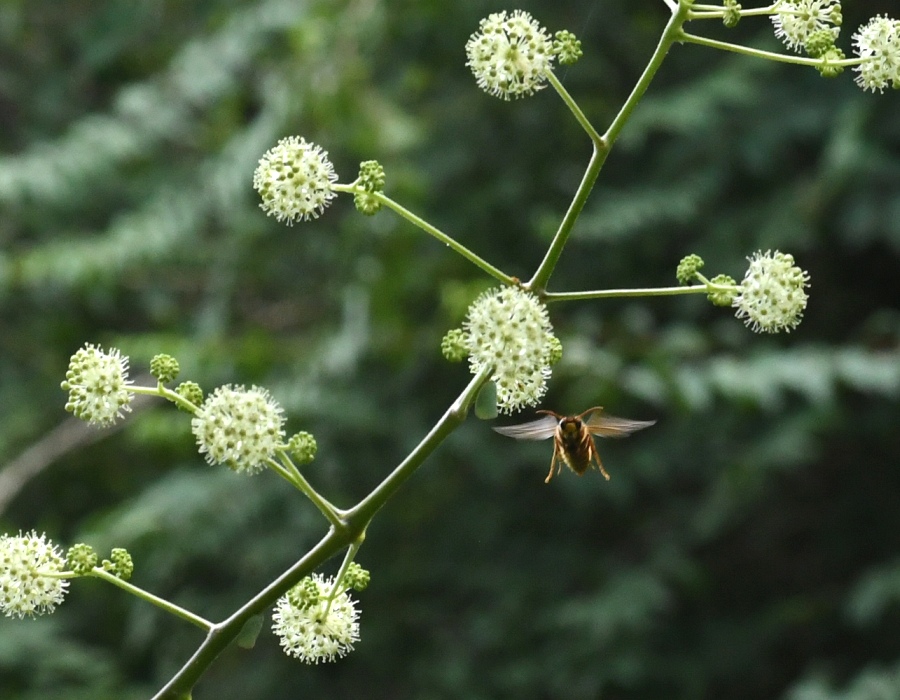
(61, 343, 134, 427)
(272, 574, 361, 664)
(0, 531, 69, 618)
(771, 0, 841, 53)
(733, 251, 810, 333)
(465, 10, 554, 100)
(463, 286, 556, 413)
(253, 136, 339, 225)
(191, 385, 286, 474)
(852, 15, 900, 93)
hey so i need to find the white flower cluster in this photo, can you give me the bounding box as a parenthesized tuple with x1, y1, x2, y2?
(463, 286, 556, 413)
(0, 531, 69, 618)
(191, 385, 286, 474)
(852, 16, 900, 93)
(465, 10, 554, 100)
(771, 0, 841, 53)
(253, 136, 338, 224)
(61, 343, 134, 427)
(733, 250, 810, 333)
(272, 574, 360, 664)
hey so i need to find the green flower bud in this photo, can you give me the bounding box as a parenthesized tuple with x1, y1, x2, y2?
(286, 576, 321, 610)
(441, 328, 468, 363)
(723, 1, 741, 29)
(816, 47, 846, 77)
(676, 254, 704, 285)
(707, 274, 738, 307)
(546, 335, 563, 366)
(102, 548, 134, 581)
(553, 30, 583, 65)
(288, 431, 318, 465)
(66, 543, 98, 575)
(175, 381, 203, 411)
(150, 354, 180, 384)
(345, 562, 370, 591)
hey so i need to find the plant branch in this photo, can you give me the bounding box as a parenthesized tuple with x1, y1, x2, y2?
(544, 284, 719, 302)
(529, 2, 691, 294)
(152, 367, 490, 698)
(333, 185, 516, 285)
(89, 568, 213, 631)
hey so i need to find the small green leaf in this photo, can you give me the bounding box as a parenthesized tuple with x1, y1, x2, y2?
(475, 380, 498, 420)
(236, 613, 265, 649)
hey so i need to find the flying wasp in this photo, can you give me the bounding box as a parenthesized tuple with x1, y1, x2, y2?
(493, 407, 656, 483)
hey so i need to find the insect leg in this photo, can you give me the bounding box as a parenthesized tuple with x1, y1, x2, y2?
(544, 454, 557, 483)
(589, 440, 611, 480)
(544, 446, 562, 483)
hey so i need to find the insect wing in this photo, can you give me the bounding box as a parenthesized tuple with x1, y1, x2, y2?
(584, 411, 656, 439)
(492, 414, 558, 441)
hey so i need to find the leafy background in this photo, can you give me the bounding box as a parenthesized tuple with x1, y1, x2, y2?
(1, 1, 898, 698)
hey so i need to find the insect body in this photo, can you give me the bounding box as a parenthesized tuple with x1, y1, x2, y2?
(493, 407, 656, 483)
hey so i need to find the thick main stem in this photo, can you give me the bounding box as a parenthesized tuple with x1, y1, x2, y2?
(528, 1, 690, 293)
(152, 368, 490, 699)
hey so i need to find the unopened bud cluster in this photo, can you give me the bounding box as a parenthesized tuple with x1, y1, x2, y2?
(150, 354, 180, 384)
(355, 160, 386, 215)
(288, 431, 318, 465)
(102, 548, 134, 581)
(66, 543, 98, 574)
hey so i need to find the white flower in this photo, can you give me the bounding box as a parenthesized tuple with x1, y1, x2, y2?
(852, 15, 900, 93)
(465, 10, 554, 100)
(191, 385, 285, 474)
(463, 286, 556, 413)
(733, 250, 810, 333)
(61, 344, 133, 427)
(272, 574, 360, 664)
(253, 136, 339, 224)
(771, 0, 841, 53)
(0, 531, 69, 618)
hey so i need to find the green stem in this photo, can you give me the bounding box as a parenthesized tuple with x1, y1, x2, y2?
(344, 365, 490, 525)
(152, 368, 490, 699)
(324, 541, 363, 617)
(88, 568, 213, 630)
(546, 71, 602, 144)
(679, 31, 863, 67)
(604, 3, 690, 146)
(152, 530, 343, 700)
(527, 144, 604, 295)
(268, 453, 344, 530)
(333, 185, 515, 285)
(130, 384, 199, 413)
(529, 3, 690, 294)
(687, 3, 781, 18)
(545, 285, 718, 302)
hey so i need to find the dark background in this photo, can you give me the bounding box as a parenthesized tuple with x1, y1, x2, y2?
(1, 1, 898, 698)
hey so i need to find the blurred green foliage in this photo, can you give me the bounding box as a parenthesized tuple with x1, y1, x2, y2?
(1, 1, 899, 698)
